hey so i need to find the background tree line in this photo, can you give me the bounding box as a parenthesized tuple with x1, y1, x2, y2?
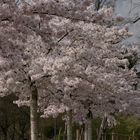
(1, 95, 140, 140)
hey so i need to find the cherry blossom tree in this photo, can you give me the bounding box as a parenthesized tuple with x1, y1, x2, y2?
(40, 20, 138, 140)
(0, 1, 52, 140)
(0, 1, 139, 140)
(31, 1, 140, 140)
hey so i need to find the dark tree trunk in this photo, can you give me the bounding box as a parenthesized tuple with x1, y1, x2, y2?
(95, 0, 101, 10)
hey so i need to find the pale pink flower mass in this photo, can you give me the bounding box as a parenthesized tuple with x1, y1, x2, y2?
(0, 0, 139, 124)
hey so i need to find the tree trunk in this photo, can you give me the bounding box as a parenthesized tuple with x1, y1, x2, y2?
(132, 131, 135, 140)
(79, 128, 84, 140)
(67, 110, 72, 140)
(87, 118, 92, 140)
(63, 123, 67, 140)
(84, 122, 88, 140)
(97, 113, 107, 140)
(111, 132, 114, 140)
(84, 118, 92, 140)
(54, 118, 57, 140)
(76, 129, 79, 140)
(30, 81, 38, 140)
(95, 0, 101, 10)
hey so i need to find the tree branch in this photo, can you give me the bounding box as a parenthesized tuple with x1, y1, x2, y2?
(133, 17, 140, 23)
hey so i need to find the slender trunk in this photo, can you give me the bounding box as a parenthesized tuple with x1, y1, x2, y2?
(30, 81, 38, 140)
(132, 131, 135, 140)
(87, 118, 92, 140)
(76, 129, 79, 140)
(79, 128, 84, 140)
(95, 0, 101, 10)
(67, 110, 72, 140)
(84, 118, 92, 140)
(97, 113, 107, 140)
(63, 123, 67, 140)
(111, 132, 114, 140)
(84, 122, 88, 140)
(54, 118, 57, 140)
